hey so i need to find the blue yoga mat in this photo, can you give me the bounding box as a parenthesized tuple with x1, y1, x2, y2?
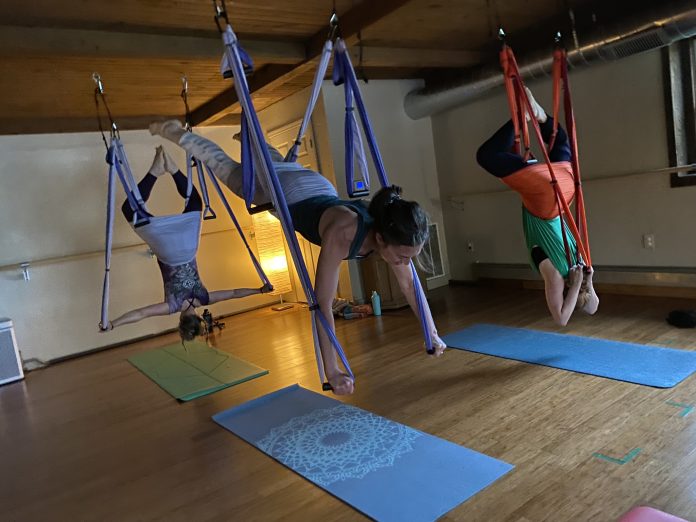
(213, 385, 513, 521)
(443, 323, 696, 388)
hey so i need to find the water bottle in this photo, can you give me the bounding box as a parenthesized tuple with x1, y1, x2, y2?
(371, 290, 382, 316)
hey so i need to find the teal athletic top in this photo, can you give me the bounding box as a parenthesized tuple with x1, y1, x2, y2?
(522, 207, 578, 278)
(288, 195, 374, 260)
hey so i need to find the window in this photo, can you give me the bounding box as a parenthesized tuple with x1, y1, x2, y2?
(664, 37, 696, 187)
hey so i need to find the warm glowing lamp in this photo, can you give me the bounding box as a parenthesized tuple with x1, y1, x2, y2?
(252, 211, 293, 310)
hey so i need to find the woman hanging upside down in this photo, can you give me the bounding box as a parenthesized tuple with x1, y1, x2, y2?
(476, 88, 598, 326)
(102, 146, 272, 341)
(150, 120, 447, 395)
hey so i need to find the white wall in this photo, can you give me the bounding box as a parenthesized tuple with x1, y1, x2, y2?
(0, 126, 276, 363)
(255, 86, 356, 302)
(322, 79, 450, 298)
(431, 49, 696, 280)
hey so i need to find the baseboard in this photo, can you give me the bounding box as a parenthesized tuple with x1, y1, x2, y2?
(458, 263, 696, 299)
(28, 302, 275, 370)
(522, 280, 696, 299)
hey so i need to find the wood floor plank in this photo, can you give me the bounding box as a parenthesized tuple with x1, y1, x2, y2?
(1, 285, 695, 521)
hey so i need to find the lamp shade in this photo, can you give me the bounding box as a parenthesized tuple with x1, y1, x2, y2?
(252, 211, 292, 295)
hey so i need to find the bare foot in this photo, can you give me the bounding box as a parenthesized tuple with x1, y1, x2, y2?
(161, 147, 180, 175)
(149, 119, 186, 142)
(148, 146, 167, 177)
(524, 87, 547, 123)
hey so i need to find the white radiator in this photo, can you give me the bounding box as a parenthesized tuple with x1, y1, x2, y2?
(0, 318, 24, 385)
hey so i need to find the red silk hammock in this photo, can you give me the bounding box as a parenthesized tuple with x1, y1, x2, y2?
(499, 39, 592, 270)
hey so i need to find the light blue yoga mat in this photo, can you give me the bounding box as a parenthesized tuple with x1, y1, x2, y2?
(443, 323, 696, 388)
(213, 385, 513, 521)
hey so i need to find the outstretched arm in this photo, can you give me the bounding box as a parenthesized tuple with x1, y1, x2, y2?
(313, 229, 355, 395)
(103, 302, 171, 331)
(207, 283, 273, 304)
(389, 263, 446, 356)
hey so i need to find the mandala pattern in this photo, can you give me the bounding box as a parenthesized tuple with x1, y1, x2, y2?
(257, 405, 421, 486)
(159, 259, 209, 311)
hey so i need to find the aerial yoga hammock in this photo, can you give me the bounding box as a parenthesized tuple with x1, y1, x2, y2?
(476, 32, 598, 326)
(150, 3, 446, 395)
(95, 74, 272, 342)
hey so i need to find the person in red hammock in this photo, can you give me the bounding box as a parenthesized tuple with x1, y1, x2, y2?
(476, 87, 598, 326)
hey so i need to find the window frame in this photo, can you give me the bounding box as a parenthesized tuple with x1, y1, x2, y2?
(663, 37, 696, 188)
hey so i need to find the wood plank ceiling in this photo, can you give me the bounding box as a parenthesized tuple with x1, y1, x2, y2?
(0, 0, 580, 135)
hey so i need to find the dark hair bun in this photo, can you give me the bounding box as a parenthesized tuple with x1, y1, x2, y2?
(368, 185, 429, 247)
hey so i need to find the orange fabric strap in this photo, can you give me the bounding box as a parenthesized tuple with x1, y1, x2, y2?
(499, 43, 591, 268)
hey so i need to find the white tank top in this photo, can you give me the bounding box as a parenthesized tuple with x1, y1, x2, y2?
(133, 212, 202, 266)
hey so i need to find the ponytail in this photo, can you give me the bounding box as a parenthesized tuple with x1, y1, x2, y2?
(368, 185, 429, 247)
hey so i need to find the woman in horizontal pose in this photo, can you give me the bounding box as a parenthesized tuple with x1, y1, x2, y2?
(150, 120, 447, 394)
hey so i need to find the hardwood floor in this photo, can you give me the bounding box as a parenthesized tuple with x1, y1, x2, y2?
(1, 285, 695, 521)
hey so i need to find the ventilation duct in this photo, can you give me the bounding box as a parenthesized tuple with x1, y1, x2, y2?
(404, 2, 696, 119)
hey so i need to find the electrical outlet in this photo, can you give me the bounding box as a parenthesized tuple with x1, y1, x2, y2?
(467, 241, 475, 252)
(642, 233, 655, 249)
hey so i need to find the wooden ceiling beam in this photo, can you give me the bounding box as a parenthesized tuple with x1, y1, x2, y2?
(305, 0, 414, 57)
(190, 0, 415, 126)
(190, 64, 297, 126)
(0, 114, 241, 135)
(0, 25, 305, 63)
(0, 115, 177, 135)
(346, 46, 483, 69)
(1, 23, 478, 70)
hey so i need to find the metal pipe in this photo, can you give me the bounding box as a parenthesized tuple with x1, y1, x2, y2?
(404, 2, 696, 119)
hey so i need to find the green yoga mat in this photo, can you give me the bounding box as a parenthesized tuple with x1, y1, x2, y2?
(128, 342, 268, 401)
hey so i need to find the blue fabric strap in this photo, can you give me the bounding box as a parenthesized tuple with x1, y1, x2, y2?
(184, 151, 194, 206)
(285, 40, 334, 163)
(334, 38, 433, 354)
(219, 23, 353, 383)
(203, 162, 270, 286)
(109, 140, 149, 226)
(240, 115, 256, 210)
(193, 156, 216, 219)
(100, 144, 118, 330)
(101, 140, 152, 329)
(333, 46, 370, 197)
(334, 39, 389, 188)
(412, 263, 434, 354)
